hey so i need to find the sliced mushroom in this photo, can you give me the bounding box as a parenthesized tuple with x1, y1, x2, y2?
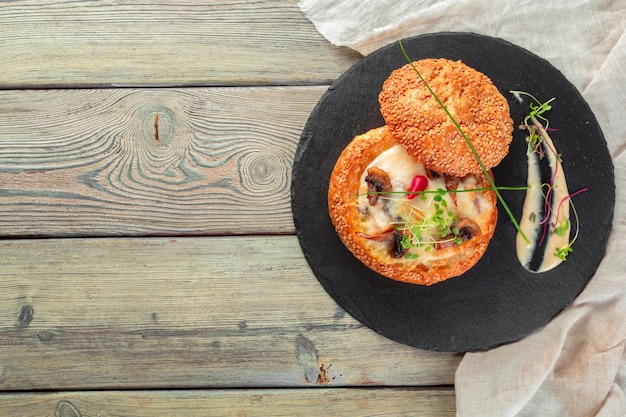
(456, 218, 481, 240)
(357, 229, 409, 258)
(445, 174, 460, 205)
(357, 230, 395, 242)
(435, 238, 457, 250)
(426, 169, 461, 205)
(425, 168, 442, 180)
(365, 166, 392, 206)
(435, 218, 481, 250)
(392, 229, 409, 258)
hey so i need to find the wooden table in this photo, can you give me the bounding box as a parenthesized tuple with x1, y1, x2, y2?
(0, 2, 460, 415)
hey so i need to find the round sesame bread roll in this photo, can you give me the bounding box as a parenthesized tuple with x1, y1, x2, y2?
(379, 58, 513, 177)
(328, 125, 498, 286)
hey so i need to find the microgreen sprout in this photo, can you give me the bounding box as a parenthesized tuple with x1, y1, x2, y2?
(391, 189, 460, 254)
(511, 90, 557, 158)
(552, 188, 586, 261)
(554, 200, 580, 261)
(399, 40, 529, 244)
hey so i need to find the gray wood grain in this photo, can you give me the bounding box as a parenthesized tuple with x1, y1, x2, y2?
(0, 87, 326, 237)
(0, 0, 360, 88)
(0, 388, 456, 416)
(0, 236, 462, 390)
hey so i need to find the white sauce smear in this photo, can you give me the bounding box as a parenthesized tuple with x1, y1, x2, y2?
(516, 119, 570, 272)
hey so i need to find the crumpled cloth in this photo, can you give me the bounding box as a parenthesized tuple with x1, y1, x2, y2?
(299, 1, 626, 415)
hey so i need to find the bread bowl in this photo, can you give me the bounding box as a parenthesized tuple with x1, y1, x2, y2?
(328, 125, 498, 285)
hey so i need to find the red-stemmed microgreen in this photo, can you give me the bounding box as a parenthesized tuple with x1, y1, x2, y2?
(554, 196, 581, 261)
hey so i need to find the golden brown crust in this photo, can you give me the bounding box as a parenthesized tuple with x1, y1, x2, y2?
(379, 58, 513, 177)
(328, 125, 498, 286)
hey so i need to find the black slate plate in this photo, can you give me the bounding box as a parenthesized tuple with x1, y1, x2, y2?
(291, 32, 615, 352)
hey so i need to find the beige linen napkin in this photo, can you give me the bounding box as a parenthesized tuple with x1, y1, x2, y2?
(299, 1, 626, 415)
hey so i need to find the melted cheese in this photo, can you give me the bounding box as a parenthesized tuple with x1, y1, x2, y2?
(357, 144, 492, 256)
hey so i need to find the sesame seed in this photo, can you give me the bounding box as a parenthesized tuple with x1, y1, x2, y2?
(379, 58, 513, 177)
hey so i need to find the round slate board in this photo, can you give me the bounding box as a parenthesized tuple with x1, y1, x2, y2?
(291, 32, 615, 352)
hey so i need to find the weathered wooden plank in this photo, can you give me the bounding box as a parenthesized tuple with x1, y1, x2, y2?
(0, 236, 462, 390)
(0, 388, 456, 416)
(0, 86, 326, 237)
(0, 0, 360, 88)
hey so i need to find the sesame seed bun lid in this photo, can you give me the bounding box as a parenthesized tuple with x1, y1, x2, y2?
(379, 58, 513, 177)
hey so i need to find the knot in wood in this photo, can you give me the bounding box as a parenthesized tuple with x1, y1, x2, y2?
(239, 150, 288, 195)
(138, 105, 178, 148)
(55, 400, 82, 417)
(16, 303, 34, 329)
